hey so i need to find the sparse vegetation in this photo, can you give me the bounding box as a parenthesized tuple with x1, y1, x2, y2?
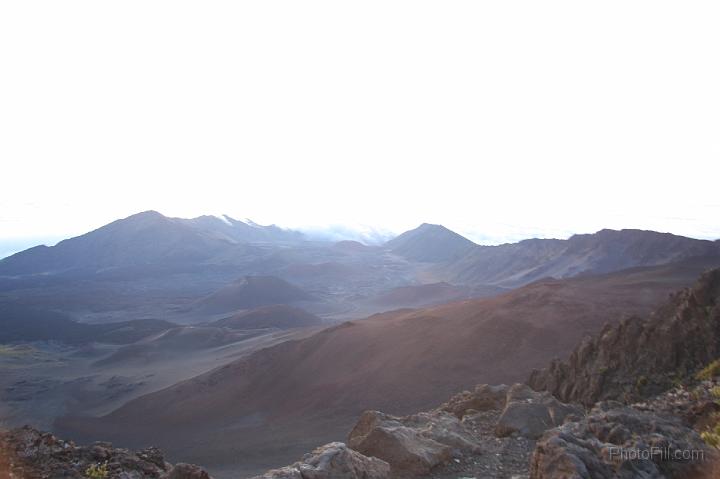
(671, 373, 685, 388)
(635, 375, 648, 389)
(700, 384, 720, 449)
(85, 462, 109, 479)
(702, 427, 720, 449)
(695, 359, 720, 381)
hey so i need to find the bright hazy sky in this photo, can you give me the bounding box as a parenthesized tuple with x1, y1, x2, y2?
(1, 1, 719, 252)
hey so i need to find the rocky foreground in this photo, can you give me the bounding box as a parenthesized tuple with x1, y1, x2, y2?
(2, 379, 719, 478)
(249, 380, 720, 479)
(0, 427, 211, 479)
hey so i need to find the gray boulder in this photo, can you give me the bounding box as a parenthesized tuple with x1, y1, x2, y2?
(495, 384, 583, 439)
(251, 442, 390, 479)
(347, 410, 481, 477)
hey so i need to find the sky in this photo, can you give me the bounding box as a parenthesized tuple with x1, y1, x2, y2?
(1, 1, 719, 256)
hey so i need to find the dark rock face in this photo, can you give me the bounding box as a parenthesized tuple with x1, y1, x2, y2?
(0, 426, 212, 479)
(530, 404, 720, 479)
(529, 268, 720, 406)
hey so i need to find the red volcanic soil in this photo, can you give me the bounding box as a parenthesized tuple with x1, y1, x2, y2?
(368, 282, 508, 308)
(58, 258, 720, 477)
(371, 282, 468, 307)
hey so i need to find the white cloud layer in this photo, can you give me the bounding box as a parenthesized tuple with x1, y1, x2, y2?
(1, 1, 719, 243)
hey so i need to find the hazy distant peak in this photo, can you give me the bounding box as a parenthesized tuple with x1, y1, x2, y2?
(126, 210, 167, 221)
(297, 223, 394, 245)
(386, 223, 476, 263)
(243, 218, 262, 228)
(416, 222, 453, 232)
(568, 228, 716, 243)
(389, 223, 476, 245)
(135, 209, 164, 217)
(180, 214, 304, 244)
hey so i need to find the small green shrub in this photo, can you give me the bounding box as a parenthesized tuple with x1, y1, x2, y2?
(635, 375, 648, 390)
(691, 388, 703, 401)
(85, 462, 109, 479)
(696, 359, 720, 381)
(712, 386, 720, 400)
(702, 421, 720, 450)
(700, 388, 720, 450)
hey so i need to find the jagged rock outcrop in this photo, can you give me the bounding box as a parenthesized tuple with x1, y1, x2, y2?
(440, 384, 509, 418)
(249, 442, 390, 479)
(494, 384, 583, 439)
(347, 410, 482, 477)
(530, 403, 720, 479)
(0, 426, 212, 478)
(529, 268, 720, 406)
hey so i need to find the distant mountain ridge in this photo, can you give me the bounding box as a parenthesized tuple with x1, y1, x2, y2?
(383, 223, 720, 286)
(442, 228, 720, 287)
(0, 211, 303, 276)
(2, 212, 719, 292)
(180, 214, 304, 244)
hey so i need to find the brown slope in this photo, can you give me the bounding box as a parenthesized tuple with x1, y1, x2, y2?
(57, 257, 720, 477)
(369, 282, 471, 308)
(367, 282, 507, 308)
(92, 325, 256, 367)
(210, 305, 322, 330)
